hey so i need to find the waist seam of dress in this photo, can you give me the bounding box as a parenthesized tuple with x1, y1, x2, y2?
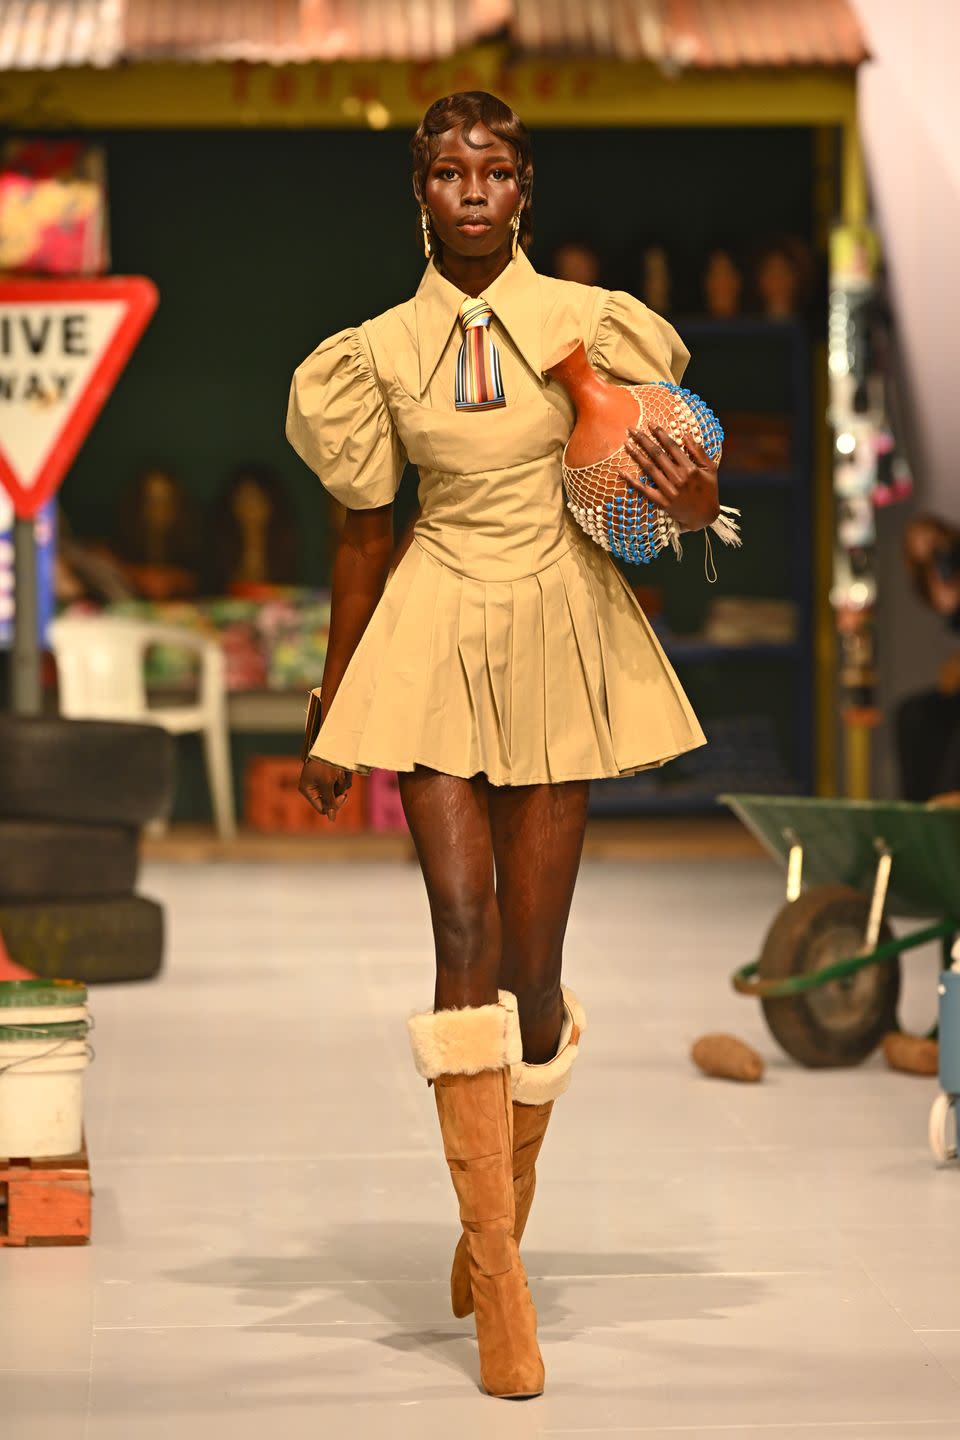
(411, 532, 574, 583)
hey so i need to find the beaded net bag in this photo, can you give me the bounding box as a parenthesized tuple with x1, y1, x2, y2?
(562, 381, 739, 566)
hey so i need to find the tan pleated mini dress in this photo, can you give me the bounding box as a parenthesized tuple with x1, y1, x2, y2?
(285, 248, 706, 786)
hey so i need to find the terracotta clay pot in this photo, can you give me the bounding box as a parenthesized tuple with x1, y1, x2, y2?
(544, 338, 669, 563)
(544, 339, 729, 566)
(544, 339, 641, 471)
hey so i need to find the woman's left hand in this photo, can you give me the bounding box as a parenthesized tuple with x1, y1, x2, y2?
(620, 425, 720, 533)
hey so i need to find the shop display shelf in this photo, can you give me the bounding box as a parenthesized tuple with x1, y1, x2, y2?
(589, 777, 801, 817)
(717, 469, 793, 489)
(661, 638, 800, 663)
(602, 316, 814, 816)
(676, 316, 803, 339)
(588, 785, 722, 815)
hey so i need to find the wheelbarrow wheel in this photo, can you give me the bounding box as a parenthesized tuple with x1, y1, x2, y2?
(929, 1092, 957, 1164)
(759, 885, 899, 1068)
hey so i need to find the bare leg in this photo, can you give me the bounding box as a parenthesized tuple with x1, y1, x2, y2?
(397, 764, 501, 1011)
(488, 780, 590, 1062)
(402, 765, 546, 1392)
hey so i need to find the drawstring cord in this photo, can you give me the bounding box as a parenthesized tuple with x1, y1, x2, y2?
(703, 528, 718, 584)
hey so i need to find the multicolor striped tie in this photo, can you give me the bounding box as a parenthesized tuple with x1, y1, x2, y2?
(455, 297, 506, 411)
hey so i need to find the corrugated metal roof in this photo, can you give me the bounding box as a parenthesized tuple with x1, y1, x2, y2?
(662, 0, 869, 68)
(0, 0, 869, 70)
(0, 0, 122, 70)
(124, 0, 300, 63)
(297, 0, 513, 63)
(122, 0, 513, 63)
(511, 0, 666, 63)
(511, 0, 868, 67)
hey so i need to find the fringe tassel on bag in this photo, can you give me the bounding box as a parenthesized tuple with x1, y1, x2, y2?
(710, 504, 742, 548)
(668, 503, 741, 582)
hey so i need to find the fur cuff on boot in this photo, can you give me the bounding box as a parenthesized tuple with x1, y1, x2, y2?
(407, 989, 522, 1080)
(511, 985, 587, 1105)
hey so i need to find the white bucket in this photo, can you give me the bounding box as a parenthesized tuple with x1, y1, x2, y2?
(0, 1003, 89, 1026)
(0, 980, 89, 1029)
(0, 1025, 90, 1158)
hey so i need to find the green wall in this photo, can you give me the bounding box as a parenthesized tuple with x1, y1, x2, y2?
(0, 123, 816, 814)
(58, 125, 815, 581)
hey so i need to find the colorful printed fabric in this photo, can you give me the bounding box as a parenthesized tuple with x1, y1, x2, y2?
(455, 297, 506, 411)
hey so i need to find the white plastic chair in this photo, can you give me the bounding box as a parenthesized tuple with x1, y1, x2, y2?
(49, 615, 236, 840)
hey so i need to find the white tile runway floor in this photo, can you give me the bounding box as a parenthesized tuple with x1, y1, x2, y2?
(3, 855, 960, 1439)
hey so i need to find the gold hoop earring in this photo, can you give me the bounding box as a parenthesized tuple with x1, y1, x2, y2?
(511, 211, 521, 261)
(420, 205, 432, 259)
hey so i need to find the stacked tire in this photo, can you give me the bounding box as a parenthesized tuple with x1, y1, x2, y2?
(0, 718, 175, 983)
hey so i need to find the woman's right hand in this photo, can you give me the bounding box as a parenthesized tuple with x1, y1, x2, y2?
(298, 757, 353, 822)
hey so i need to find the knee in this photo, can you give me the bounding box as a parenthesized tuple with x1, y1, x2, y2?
(431, 891, 497, 968)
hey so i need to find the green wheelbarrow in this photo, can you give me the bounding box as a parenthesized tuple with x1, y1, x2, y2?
(721, 795, 960, 1069)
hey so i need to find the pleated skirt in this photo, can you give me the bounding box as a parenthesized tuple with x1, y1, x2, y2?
(309, 533, 706, 786)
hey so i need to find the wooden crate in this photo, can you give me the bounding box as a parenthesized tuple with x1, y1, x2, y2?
(245, 756, 366, 834)
(0, 1137, 91, 1246)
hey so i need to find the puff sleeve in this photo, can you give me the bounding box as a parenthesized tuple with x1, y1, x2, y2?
(589, 290, 690, 387)
(285, 325, 406, 509)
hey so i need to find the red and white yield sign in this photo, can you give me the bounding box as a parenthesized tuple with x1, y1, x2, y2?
(0, 277, 158, 519)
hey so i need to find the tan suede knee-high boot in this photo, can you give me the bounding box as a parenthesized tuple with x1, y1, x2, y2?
(407, 989, 545, 1399)
(449, 985, 587, 1320)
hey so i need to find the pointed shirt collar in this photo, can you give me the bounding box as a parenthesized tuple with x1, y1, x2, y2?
(414, 247, 542, 398)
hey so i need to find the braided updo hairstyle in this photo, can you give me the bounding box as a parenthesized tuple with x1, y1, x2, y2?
(411, 91, 534, 258)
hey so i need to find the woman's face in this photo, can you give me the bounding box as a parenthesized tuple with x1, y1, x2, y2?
(232, 477, 272, 528)
(142, 471, 176, 531)
(421, 122, 521, 262)
(758, 251, 797, 314)
(554, 243, 599, 286)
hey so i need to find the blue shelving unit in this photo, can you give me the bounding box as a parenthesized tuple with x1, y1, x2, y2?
(588, 317, 814, 818)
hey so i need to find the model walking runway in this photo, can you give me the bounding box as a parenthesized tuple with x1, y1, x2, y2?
(287, 89, 722, 1397)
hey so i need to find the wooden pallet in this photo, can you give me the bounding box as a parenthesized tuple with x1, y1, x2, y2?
(0, 1136, 91, 1246)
